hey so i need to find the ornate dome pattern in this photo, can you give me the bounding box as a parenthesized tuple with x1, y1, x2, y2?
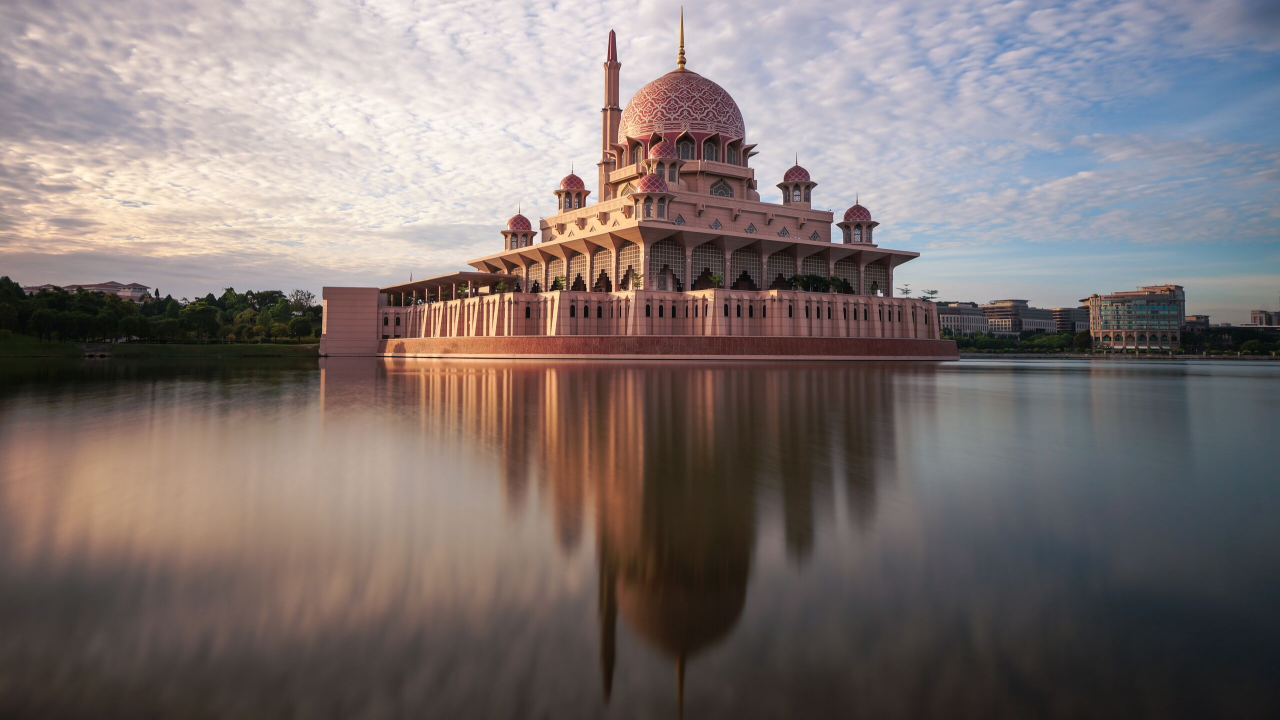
(559, 173, 585, 191)
(619, 70, 745, 141)
(635, 173, 670, 193)
(648, 139, 677, 159)
(843, 203, 872, 223)
(783, 164, 811, 183)
(506, 213, 532, 232)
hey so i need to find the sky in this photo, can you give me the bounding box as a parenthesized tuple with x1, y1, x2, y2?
(1, 0, 1278, 322)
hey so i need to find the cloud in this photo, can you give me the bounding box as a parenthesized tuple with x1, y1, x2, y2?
(0, 0, 1277, 319)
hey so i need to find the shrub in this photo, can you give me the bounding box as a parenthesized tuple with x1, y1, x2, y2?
(0, 328, 12, 342)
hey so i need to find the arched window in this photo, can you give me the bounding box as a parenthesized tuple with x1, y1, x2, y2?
(736, 304, 741, 317)
(672, 304, 677, 318)
(788, 305, 794, 318)
(383, 316, 388, 326)
(525, 307, 531, 319)
(898, 310, 902, 322)
(709, 180, 733, 197)
(563, 196, 571, 211)
(804, 187, 811, 202)
(668, 164, 677, 182)
(762, 306, 767, 318)
(630, 145, 641, 165)
(843, 307, 848, 320)
(748, 305, 754, 318)
(792, 188, 801, 202)
(657, 198, 667, 218)
(727, 145, 739, 165)
(643, 197, 653, 217)
(843, 226, 851, 242)
(659, 305, 664, 318)
(597, 305, 603, 319)
(827, 307, 831, 319)
(854, 227, 862, 242)
(863, 308, 868, 321)
(879, 308, 884, 322)
(570, 305, 576, 318)
(677, 138, 695, 160)
(645, 304, 651, 317)
(703, 140, 718, 162)
(805, 306, 810, 319)
(395, 316, 400, 326)
(723, 303, 729, 317)
(574, 195, 581, 209)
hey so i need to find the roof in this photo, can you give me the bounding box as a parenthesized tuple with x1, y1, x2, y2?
(381, 271, 518, 297)
(635, 172, 669, 193)
(843, 203, 872, 223)
(559, 173, 585, 191)
(506, 213, 532, 232)
(619, 70, 745, 141)
(782, 164, 810, 183)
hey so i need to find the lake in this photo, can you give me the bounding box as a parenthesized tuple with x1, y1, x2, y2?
(1, 358, 1277, 719)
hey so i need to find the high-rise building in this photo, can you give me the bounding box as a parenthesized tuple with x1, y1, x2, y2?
(937, 302, 989, 336)
(1084, 285, 1185, 350)
(981, 300, 1057, 336)
(1185, 315, 1210, 331)
(1051, 306, 1090, 334)
(1249, 296, 1280, 326)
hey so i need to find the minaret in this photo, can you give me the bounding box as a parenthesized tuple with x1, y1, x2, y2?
(599, 30, 622, 202)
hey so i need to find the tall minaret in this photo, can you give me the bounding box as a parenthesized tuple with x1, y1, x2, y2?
(599, 30, 621, 202)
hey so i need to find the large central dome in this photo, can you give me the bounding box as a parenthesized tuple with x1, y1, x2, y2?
(618, 69, 745, 142)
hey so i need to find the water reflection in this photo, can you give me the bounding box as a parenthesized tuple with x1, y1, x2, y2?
(1, 358, 1277, 718)
(330, 358, 916, 709)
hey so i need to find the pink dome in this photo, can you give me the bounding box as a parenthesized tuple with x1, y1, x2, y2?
(619, 70, 745, 141)
(783, 164, 810, 183)
(635, 173, 669, 193)
(648, 139, 678, 160)
(506, 213, 532, 232)
(559, 173, 585, 191)
(843, 203, 872, 223)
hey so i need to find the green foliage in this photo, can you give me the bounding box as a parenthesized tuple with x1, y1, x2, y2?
(1074, 331, 1093, 350)
(0, 329, 12, 342)
(180, 301, 220, 341)
(0, 302, 17, 330)
(287, 317, 312, 338)
(549, 275, 567, 291)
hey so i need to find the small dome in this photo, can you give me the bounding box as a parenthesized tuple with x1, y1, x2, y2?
(636, 173, 669, 194)
(843, 203, 872, 223)
(648, 140, 677, 160)
(783, 164, 810, 183)
(559, 173, 585, 191)
(506, 213, 532, 232)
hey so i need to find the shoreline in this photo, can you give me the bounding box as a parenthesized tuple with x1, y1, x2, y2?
(960, 352, 1279, 361)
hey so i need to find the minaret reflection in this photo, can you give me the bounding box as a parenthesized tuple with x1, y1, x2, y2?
(325, 358, 904, 712)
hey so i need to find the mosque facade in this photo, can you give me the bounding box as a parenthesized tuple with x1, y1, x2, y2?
(320, 20, 955, 360)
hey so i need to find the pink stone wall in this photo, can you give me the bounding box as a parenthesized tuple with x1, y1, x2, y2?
(378, 335, 958, 361)
(319, 287, 379, 356)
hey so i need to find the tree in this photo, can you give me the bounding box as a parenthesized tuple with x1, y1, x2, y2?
(288, 289, 316, 313)
(287, 317, 312, 338)
(95, 310, 118, 341)
(1073, 331, 1093, 350)
(549, 276, 566, 291)
(1240, 339, 1264, 355)
(180, 301, 220, 341)
(0, 303, 17, 331)
(919, 289, 939, 302)
(29, 309, 56, 341)
(897, 283, 912, 297)
(707, 273, 722, 289)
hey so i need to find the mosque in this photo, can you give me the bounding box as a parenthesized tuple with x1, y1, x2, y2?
(320, 17, 956, 360)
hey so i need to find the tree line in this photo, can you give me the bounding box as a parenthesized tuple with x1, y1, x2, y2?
(0, 276, 322, 343)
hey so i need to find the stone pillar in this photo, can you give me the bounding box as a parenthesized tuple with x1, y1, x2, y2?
(684, 246, 694, 290)
(886, 265, 894, 298)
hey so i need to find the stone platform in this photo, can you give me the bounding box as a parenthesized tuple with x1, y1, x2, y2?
(368, 335, 958, 361)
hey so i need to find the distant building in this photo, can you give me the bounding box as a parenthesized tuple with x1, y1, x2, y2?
(1250, 297, 1280, 327)
(1185, 315, 1210, 331)
(1051, 306, 1090, 334)
(22, 281, 151, 303)
(1084, 284, 1185, 351)
(937, 302, 989, 336)
(981, 299, 1057, 336)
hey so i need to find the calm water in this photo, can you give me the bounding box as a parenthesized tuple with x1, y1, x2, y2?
(1, 358, 1278, 719)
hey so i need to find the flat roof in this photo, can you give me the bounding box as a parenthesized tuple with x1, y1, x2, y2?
(380, 271, 517, 296)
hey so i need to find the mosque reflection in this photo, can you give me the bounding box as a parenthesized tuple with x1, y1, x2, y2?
(321, 357, 920, 708)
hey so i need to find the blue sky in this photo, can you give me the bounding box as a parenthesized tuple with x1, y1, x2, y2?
(1, 0, 1277, 321)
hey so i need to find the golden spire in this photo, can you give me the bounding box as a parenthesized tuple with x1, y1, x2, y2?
(677, 7, 686, 69)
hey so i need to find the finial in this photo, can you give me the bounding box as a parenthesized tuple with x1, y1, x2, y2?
(795, 152, 798, 166)
(518, 202, 522, 214)
(571, 161, 575, 174)
(856, 192, 859, 204)
(607, 29, 618, 62)
(677, 7, 686, 69)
